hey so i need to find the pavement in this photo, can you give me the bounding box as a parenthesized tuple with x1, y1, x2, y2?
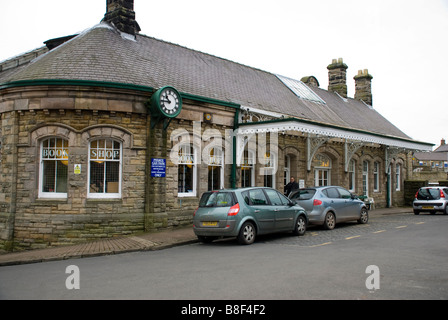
(0, 207, 412, 266)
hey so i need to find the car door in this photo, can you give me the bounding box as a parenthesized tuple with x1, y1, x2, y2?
(265, 189, 294, 231)
(323, 187, 347, 221)
(245, 189, 275, 234)
(336, 187, 360, 219)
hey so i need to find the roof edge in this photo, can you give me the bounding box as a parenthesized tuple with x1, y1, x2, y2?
(238, 117, 434, 149)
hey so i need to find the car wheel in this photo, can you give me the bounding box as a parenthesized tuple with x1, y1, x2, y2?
(444, 206, 448, 215)
(413, 210, 420, 215)
(358, 208, 369, 224)
(323, 212, 335, 230)
(237, 222, 256, 245)
(293, 215, 307, 236)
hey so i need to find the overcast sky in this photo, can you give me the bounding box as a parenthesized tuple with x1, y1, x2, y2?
(1, 0, 447, 148)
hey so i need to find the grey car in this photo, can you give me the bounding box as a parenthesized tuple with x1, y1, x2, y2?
(413, 186, 448, 215)
(289, 186, 368, 230)
(193, 187, 308, 245)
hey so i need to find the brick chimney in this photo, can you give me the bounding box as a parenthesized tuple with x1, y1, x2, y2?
(103, 0, 140, 35)
(441, 138, 446, 146)
(327, 58, 348, 98)
(354, 69, 373, 106)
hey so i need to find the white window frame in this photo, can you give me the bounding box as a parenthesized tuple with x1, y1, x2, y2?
(362, 161, 369, 197)
(87, 138, 122, 199)
(373, 162, 380, 192)
(395, 163, 401, 191)
(262, 151, 276, 188)
(207, 147, 224, 191)
(348, 160, 355, 192)
(178, 144, 197, 197)
(241, 149, 255, 188)
(39, 137, 69, 199)
(313, 153, 331, 187)
(284, 155, 291, 187)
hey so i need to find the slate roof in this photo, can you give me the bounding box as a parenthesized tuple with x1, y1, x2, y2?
(0, 22, 424, 144)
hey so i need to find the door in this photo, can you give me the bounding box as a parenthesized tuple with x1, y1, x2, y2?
(245, 189, 275, 233)
(336, 187, 360, 219)
(265, 189, 294, 231)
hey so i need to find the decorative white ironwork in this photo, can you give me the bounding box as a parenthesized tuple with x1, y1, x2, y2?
(344, 141, 364, 172)
(307, 135, 329, 171)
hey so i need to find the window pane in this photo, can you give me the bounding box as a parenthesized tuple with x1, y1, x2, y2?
(249, 189, 268, 205)
(55, 160, 68, 193)
(178, 164, 193, 193)
(265, 189, 282, 205)
(41, 138, 69, 194)
(42, 160, 56, 192)
(90, 161, 105, 193)
(105, 161, 119, 193)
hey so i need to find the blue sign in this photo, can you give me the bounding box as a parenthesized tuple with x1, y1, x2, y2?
(151, 158, 166, 177)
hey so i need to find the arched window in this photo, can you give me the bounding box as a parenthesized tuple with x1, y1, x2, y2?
(313, 153, 331, 186)
(40, 138, 69, 198)
(88, 139, 122, 198)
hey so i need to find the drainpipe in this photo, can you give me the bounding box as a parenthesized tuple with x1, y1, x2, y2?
(231, 107, 240, 189)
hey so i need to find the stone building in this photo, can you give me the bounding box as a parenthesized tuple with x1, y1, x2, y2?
(0, 0, 433, 250)
(412, 139, 448, 182)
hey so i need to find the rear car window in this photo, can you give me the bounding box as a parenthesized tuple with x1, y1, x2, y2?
(291, 189, 316, 200)
(199, 192, 235, 207)
(417, 188, 442, 200)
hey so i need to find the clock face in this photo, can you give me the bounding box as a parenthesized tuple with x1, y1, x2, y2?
(160, 88, 180, 116)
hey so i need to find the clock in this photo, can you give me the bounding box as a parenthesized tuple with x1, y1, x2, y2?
(150, 86, 182, 118)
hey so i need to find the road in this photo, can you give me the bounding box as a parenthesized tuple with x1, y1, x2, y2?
(0, 212, 447, 301)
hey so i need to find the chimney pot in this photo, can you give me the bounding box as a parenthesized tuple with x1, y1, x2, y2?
(327, 58, 348, 98)
(354, 68, 373, 106)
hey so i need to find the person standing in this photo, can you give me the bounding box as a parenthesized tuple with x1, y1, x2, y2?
(284, 177, 299, 196)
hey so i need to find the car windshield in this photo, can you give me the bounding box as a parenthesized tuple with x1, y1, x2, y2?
(199, 192, 235, 207)
(417, 188, 441, 200)
(290, 189, 316, 200)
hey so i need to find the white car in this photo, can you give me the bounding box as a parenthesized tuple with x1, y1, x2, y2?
(413, 186, 448, 215)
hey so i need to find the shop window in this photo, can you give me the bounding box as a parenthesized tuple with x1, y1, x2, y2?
(88, 139, 122, 198)
(39, 138, 69, 198)
(178, 145, 197, 197)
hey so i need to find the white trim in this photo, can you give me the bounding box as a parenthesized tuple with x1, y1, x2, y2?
(39, 138, 68, 199)
(238, 120, 433, 151)
(87, 138, 122, 199)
